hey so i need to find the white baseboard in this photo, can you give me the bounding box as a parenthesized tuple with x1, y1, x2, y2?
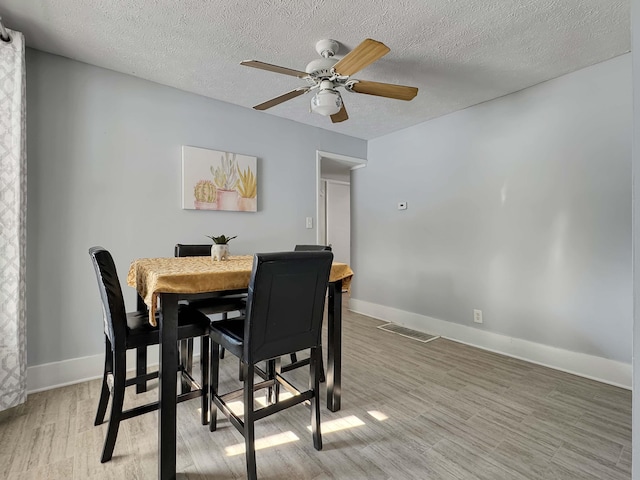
(27, 344, 202, 394)
(27, 346, 158, 393)
(349, 298, 631, 390)
(27, 353, 105, 393)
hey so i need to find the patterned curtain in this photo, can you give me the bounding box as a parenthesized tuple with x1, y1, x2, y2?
(0, 28, 27, 411)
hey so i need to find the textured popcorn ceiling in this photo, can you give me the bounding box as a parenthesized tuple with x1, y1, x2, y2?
(0, 0, 629, 140)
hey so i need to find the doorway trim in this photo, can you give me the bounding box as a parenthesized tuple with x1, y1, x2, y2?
(316, 150, 367, 245)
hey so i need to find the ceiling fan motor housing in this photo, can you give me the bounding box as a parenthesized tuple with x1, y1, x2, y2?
(305, 57, 338, 78)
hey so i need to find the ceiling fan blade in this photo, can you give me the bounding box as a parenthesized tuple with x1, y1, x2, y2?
(332, 39, 390, 77)
(253, 88, 310, 111)
(331, 104, 349, 123)
(241, 60, 308, 78)
(351, 80, 418, 101)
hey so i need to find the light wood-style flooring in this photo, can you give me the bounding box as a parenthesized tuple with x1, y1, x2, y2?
(0, 306, 632, 479)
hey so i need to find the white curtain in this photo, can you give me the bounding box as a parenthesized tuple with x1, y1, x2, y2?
(0, 28, 27, 411)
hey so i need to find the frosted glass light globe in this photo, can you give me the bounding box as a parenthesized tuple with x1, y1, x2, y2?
(311, 89, 342, 116)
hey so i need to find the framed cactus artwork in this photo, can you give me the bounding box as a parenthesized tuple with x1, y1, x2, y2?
(181, 146, 258, 212)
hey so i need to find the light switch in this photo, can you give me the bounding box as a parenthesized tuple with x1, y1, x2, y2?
(398, 202, 407, 210)
(306, 217, 313, 229)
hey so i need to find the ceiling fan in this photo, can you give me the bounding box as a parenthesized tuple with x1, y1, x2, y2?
(240, 38, 419, 123)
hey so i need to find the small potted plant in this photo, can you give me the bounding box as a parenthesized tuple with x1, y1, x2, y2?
(206, 234, 237, 261)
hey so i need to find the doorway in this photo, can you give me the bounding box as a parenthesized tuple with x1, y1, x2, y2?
(316, 151, 366, 265)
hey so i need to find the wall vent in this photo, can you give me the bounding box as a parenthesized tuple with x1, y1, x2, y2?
(377, 323, 440, 343)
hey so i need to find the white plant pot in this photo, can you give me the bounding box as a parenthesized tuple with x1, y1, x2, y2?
(211, 244, 229, 261)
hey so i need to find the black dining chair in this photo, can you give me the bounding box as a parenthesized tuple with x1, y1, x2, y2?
(208, 251, 333, 480)
(280, 244, 332, 378)
(294, 244, 332, 252)
(174, 244, 247, 378)
(89, 246, 210, 463)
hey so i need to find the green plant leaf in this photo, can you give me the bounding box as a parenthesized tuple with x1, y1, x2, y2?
(206, 234, 237, 244)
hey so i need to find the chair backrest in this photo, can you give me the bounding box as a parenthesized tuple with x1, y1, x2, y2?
(294, 244, 332, 252)
(175, 244, 211, 257)
(244, 251, 333, 364)
(89, 246, 128, 348)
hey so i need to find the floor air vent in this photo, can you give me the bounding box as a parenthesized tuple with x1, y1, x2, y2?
(377, 323, 440, 343)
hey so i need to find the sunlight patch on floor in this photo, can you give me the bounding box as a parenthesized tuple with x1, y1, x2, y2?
(367, 410, 388, 421)
(226, 400, 245, 416)
(225, 431, 300, 456)
(307, 415, 365, 433)
(255, 391, 294, 408)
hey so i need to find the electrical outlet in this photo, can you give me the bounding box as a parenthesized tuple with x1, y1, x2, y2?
(473, 309, 483, 324)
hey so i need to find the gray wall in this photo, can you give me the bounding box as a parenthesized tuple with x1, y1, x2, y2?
(26, 49, 366, 366)
(353, 54, 632, 363)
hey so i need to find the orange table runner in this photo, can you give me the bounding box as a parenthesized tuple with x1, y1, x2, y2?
(127, 255, 354, 326)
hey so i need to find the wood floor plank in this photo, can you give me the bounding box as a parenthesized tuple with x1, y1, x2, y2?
(551, 442, 630, 480)
(431, 439, 530, 480)
(12, 457, 74, 480)
(618, 446, 632, 474)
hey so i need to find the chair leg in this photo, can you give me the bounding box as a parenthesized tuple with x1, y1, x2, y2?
(220, 313, 228, 360)
(100, 351, 126, 463)
(319, 351, 326, 384)
(274, 357, 281, 403)
(244, 363, 257, 480)
(94, 337, 112, 426)
(200, 336, 209, 425)
(135, 346, 147, 394)
(186, 338, 194, 374)
(264, 358, 281, 404)
(239, 358, 245, 382)
(266, 359, 275, 405)
(209, 341, 220, 432)
(310, 347, 322, 451)
(180, 339, 194, 393)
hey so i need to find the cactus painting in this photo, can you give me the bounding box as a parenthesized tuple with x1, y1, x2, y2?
(182, 146, 257, 212)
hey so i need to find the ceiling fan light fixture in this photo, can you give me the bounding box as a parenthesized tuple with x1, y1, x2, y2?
(311, 85, 342, 116)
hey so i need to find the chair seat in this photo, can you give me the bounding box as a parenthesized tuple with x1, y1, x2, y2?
(186, 296, 246, 316)
(125, 305, 210, 348)
(209, 318, 244, 358)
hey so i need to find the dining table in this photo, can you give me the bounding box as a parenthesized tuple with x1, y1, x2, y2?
(127, 254, 354, 480)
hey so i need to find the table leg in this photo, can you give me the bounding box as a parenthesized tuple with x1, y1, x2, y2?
(136, 294, 149, 394)
(159, 293, 178, 480)
(326, 281, 342, 412)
